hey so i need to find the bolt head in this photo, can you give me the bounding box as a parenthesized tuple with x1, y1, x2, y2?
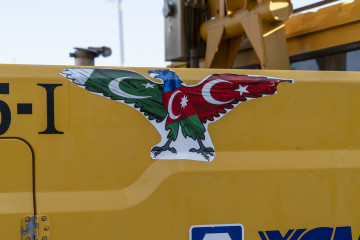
(25, 237, 31, 240)
(25, 216, 31, 222)
(163, 2, 175, 18)
(23, 226, 28, 232)
(44, 226, 49, 231)
(41, 216, 47, 221)
(42, 236, 47, 240)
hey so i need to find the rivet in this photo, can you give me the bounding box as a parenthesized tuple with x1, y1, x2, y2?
(44, 226, 49, 231)
(41, 216, 47, 221)
(25, 216, 31, 222)
(42, 236, 47, 240)
(23, 226, 28, 232)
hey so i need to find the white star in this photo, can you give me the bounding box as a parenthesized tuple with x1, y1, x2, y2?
(235, 84, 249, 95)
(180, 95, 188, 108)
(143, 82, 155, 89)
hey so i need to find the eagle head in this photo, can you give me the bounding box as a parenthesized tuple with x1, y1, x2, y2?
(148, 69, 179, 82)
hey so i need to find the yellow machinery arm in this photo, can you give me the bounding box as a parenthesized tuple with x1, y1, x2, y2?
(164, 0, 360, 71)
(200, 0, 292, 69)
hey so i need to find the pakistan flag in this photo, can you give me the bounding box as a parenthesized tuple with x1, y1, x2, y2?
(62, 68, 167, 123)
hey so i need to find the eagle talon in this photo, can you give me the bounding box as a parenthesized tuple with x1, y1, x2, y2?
(151, 146, 177, 157)
(189, 147, 215, 160)
(151, 136, 177, 157)
(190, 136, 215, 161)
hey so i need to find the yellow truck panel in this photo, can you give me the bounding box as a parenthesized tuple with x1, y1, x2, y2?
(0, 139, 33, 240)
(0, 65, 360, 239)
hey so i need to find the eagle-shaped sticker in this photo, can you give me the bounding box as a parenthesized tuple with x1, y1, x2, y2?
(61, 68, 293, 162)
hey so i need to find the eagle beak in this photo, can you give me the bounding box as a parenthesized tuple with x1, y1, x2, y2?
(148, 71, 160, 79)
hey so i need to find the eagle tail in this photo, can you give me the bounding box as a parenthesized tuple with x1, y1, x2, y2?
(61, 68, 94, 85)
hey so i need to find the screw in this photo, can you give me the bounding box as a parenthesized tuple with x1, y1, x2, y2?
(41, 216, 47, 221)
(25, 216, 31, 222)
(42, 237, 47, 240)
(44, 226, 49, 231)
(23, 226, 28, 232)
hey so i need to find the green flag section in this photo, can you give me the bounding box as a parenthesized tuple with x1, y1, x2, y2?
(85, 69, 167, 123)
(180, 114, 205, 140)
(165, 114, 205, 141)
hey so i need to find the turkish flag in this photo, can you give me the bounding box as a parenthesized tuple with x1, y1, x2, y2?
(185, 74, 291, 123)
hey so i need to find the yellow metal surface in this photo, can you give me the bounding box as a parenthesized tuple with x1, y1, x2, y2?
(234, 0, 360, 68)
(200, 0, 291, 69)
(286, 0, 360, 56)
(1, 65, 360, 239)
(206, 0, 245, 19)
(0, 138, 34, 240)
(286, 0, 360, 39)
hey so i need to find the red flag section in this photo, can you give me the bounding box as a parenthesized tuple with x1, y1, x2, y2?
(185, 74, 292, 123)
(163, 86, 197, 125)
(162, 74, 292, 125)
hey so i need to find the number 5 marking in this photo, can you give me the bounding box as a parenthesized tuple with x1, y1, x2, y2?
(0, 100, 11, 135)
(0, 83, 11, 135)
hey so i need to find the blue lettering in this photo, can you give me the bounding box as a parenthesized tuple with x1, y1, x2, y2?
(258, 231, 267, 240)
(260, 227, 356, 240)
(290, 229, 307, 240)
(300, 227, 333, 240)
(261, 230, 294, 240)
(333, 226, 352, 240)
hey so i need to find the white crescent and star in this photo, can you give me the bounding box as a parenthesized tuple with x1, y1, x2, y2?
(143, 82, 155, 88)
(180, 95, 188, 108)
(168, 90, 182, 120)
(109, 77, 251, 120)
(235, 84, 249, 95)
(202, 79, 237, 105)
(202, 80, 233, 105)
(202, 80, 251, 104)
(168, 91, 189, 120)
(108, 77, 151, 99)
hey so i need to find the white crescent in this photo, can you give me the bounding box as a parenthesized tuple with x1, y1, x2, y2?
(168, 90, 181, 120)
(202, 79, 233, 105)
(108, 77, 151, 99)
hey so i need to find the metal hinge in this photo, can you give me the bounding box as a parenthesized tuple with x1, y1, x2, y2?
(21, 215, 50, 240)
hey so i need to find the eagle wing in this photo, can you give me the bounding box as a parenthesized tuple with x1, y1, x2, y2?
(184, 74, 293, 123)
(61, 68, 167, 123)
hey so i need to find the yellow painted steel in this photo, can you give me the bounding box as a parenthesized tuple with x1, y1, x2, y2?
(0, 138, 34, 240)
(286, 0, 360, 57)
(200, 0, 292, 69)
(209, 0, 360, 68)
(1, 65, 360, 239)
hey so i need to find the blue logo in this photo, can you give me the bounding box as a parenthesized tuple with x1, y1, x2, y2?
(259, 226, 358, 240)
(190, 224, 244, 240)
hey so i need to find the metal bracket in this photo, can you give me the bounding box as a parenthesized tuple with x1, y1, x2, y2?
(21, 215, 50, 240)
